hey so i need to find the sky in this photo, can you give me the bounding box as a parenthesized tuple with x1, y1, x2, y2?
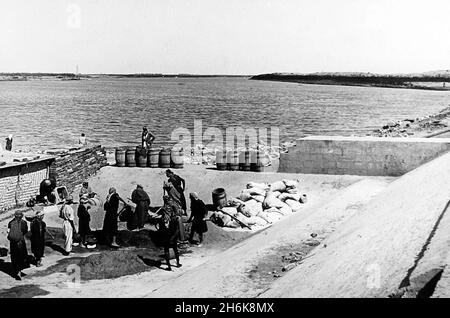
(1, 0, 450, 75)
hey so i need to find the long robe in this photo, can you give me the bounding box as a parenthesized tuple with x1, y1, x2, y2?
(131, 188, 150, 229)
(8, 219, 28, 274)
(190, 199, 208, 234)
(61, 205, 75, 252)
(30, 218, 46, 260)
(103, 193, 120, 237)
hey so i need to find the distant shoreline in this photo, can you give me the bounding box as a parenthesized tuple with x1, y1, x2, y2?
(251, 73, 450, 91)
(0, 73, 250, 81)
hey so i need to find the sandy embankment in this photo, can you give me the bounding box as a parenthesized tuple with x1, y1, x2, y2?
(262, 150, 450, 298)
(0, 166, 382, 297)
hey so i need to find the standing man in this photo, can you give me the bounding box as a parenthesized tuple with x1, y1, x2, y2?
(165, 169, 187, 215)
(141, 126, 155, 149)
(60, 196, 76, 256)
(131, 184, 151, 231)
(5, 134, 13, 151)
(7, 210, 29, 280)
(30, 211, 46, 267)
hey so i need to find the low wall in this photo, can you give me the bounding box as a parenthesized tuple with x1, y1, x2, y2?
(48, 145, 108, 192)
(0, 158, 54, 212)
(279, 136, 450, 176)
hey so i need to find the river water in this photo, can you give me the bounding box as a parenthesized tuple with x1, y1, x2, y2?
(1, 77, 449, 152)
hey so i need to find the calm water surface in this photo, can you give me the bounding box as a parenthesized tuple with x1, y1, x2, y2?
(1, 77, 449, 151)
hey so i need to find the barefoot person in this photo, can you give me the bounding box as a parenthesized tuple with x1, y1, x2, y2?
(188, 193, 208, 246)
(103, 187, 127, 247)
(7, 210, 29, 280)
(30, 211, 46, 267)
(159, 196, 182, 271)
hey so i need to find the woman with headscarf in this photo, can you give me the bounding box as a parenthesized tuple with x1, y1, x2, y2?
(188, 193, 208, 246)
(103, 187, 127, 247)
(7, 210, 29, 280)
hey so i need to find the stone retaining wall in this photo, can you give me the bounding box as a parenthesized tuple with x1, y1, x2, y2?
(279, 136, 450, 176)
(48, 145, 107, 192)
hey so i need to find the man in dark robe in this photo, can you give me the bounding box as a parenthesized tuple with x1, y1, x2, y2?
(131, 184, 150, 230)
(165, 169, 186, 214)
(7, 210, 29, 280)
(30, 211, 46, 267)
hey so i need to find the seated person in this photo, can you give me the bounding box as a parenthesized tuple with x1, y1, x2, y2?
(37, 178, 57, 204)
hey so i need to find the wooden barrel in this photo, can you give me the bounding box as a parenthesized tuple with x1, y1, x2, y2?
(126, 148, 137, 167)
(212, 188, 227, 209)
(171, 147, 184, 169)
(250, 150, 263, 172)
(159, 148, 171, 168)
(227, 150, 239, 171)
(215, 150, 227, 171)
(239, 150, 251, 171)
(147, 148, 160, 168)
(136, 146, 147, 167)
(115, 148, 126, 167)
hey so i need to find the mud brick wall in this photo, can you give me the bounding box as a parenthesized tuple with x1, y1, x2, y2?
(279, 136, 450, 176)
(49, 145, 107, 193)
(0, 160, 51, 212)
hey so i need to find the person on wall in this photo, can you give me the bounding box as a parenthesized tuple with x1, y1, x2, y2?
(141, 126, 155, 149)
(5, 134, 13, 151)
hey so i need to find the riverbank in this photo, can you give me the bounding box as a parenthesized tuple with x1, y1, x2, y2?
(371, 106, 450, 138)
(251, 72, 450, 91)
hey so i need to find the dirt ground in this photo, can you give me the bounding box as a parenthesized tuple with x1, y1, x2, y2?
(0, 166, 389, 298)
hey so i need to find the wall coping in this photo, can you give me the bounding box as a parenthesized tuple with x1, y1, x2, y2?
(300, 136, 450, 143)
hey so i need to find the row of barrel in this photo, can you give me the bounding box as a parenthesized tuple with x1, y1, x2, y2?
(115, 147, 184, 169)
(215, 150, 268, 172)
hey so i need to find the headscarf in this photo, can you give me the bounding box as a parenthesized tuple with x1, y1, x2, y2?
(106, 187, 116, 203)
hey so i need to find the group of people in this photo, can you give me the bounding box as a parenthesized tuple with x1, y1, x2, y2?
(5, 169, 209, 277)
(6, 210, 46, 280)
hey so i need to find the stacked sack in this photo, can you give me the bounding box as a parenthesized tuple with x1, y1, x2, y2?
(210, 179, 307, 229)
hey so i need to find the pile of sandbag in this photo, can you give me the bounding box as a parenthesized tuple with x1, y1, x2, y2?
(210, 179, 307, 229)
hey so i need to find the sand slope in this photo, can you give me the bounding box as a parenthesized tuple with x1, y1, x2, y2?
(262, 151, 450, 298)
(143, 177, 390, 297)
